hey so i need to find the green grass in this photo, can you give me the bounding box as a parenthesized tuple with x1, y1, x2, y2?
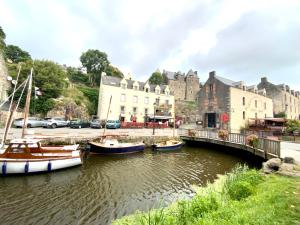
(112, 165, 300, 225)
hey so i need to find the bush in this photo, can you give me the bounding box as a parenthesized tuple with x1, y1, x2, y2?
(227, 180, 253, 200)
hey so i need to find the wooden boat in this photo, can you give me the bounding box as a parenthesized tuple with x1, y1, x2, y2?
(89, 139, 145, 154)
(0, 139, 82, 175)
(152, 140, 183, 151)
(0, 69, 82, 175)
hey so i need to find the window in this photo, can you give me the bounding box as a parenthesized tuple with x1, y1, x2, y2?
(242, 97, 245, 106)
(243, 111, 245, 119)
(121, 83, 126, 89)
(264, 102, 266, 110)
(120, 94, 126, 102)
(145, 88, 149, 93)
(265, 114, 267, 118)
(133, 85, 138, 91)
(165, 100, 169, 105)
(209, 84, 213, 93)
(156, 89, 160, 95)
(133, 96, 138, 103)
(255, 100, 257, 108)
(165, 91, 169, 96)
(155, 98, 160, 105)
(255, 113, 257, 118)
(133, 107, 137, 114)
(120, 106, 125, 114)
(144, 97, 149, 104)
(145, 108, 148, 115)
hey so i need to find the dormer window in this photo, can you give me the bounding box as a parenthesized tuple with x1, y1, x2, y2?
(145, 88, 149, 93)
(165, 91, 169, 96)
(133, 85, 138, 91)
(156, 90, 160, 95)
(121, 83, 126, 89)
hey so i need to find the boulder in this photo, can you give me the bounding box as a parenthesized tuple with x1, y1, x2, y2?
(262, 158, 282, 174)
(283, 157, 295, 164)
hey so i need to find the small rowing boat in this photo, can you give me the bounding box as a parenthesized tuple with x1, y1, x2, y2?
(152, 140, 183, 151)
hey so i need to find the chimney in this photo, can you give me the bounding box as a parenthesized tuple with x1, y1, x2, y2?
(261, 77, 267, 83)
(209, 71, 216, 79)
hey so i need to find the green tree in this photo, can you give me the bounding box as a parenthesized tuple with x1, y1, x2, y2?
(5, 45, 31, 63)
(80, 49, 109, 86)
(7, 60, 67, 116)
(105, 64, 124, 78)
(274, 112, 287, 118)
(0, 26, 6, 51)
(286, 119, 300, 133)
(67, 67, 89, 85)
(149, 71, 163, 85)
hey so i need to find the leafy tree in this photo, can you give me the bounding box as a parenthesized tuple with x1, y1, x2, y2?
(0, 26, 6, 51)
(80, 49, 109, 86)
(7, 60, 67, 116)
(77, 86, 99, 115)
(149, 71, 163, 85)
(105, 64, 124, 78)
(67, 67, 89, 85)
(274, 112, 286, 118)
(286, 119, 300, 133)
(5, 45, 31, 63)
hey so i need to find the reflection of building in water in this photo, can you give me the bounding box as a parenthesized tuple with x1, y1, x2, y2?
(198, 71, 273, 133)
(97, 73, 175, 123)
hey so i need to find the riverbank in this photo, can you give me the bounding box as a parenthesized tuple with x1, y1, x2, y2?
(112, 165, 300, 225)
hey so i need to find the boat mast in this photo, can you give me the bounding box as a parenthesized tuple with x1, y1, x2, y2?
(21, 68, 33, 138)
(173, 100, 176, 137)
(102, 95, 112, 139)
(1, 65, 21, 146)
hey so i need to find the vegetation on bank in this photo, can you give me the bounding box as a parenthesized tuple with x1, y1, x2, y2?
(112, 165, 300, 225)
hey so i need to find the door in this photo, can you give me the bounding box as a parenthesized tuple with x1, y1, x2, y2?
(207, 113, 216, 128)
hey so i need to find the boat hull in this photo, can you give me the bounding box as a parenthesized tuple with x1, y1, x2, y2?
(153, 142, 183, 151)
(89, 142, 145, 154)
(0, 157, 82, 175)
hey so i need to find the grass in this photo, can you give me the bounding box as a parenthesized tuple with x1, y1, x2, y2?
(112, 165, 300, 225)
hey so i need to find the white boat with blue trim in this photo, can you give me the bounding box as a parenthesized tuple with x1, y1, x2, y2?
(0, 139, 82, 175)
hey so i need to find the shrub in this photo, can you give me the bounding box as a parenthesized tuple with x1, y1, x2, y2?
(246, 134, 259, 148)
(218, 129, 229, 140)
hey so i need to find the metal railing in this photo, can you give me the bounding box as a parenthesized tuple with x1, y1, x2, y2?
(179, 128, 281, 158)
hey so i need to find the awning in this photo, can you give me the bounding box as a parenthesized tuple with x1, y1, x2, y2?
(148, 115, 173, 120)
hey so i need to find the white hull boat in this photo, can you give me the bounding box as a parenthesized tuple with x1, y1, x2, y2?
(0, 139, 82, 175)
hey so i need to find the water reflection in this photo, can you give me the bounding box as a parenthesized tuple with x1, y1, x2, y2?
(0, 146, 256, 225)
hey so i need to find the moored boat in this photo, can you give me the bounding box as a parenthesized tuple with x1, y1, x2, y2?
(89, 139, 145, 154)
(152, 140, 183, 151)
(0, 139, 82, 175)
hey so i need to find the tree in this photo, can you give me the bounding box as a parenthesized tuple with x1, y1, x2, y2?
(7, 60, 67, 116)
(274, 112, 287, 118)
(286, 119, 300, 133)
(0, 26, 6, 51)
(67, 67, 89, 85)
(80, 49, 109, 86)
(149, 71, 163, 85)
(105, 64, 124, 78)
(5, 45, 31, 63)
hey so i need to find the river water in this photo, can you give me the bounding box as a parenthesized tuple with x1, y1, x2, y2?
(0, 145, 258, 225)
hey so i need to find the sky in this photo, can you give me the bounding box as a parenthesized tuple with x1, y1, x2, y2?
(1, 0, 300, 90)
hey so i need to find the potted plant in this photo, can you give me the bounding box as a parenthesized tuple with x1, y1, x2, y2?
(246, 134, 259, 148)
(218, 129, 229, 140)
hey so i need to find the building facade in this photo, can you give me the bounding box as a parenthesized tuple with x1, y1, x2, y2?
(198, 71, 273, 133)
(162, 69, 200, 101)
(257, 77, 300, 120)
(97, 74, 175, 123)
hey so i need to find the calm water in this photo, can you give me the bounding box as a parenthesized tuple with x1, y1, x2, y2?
(0, 145, 258, 225)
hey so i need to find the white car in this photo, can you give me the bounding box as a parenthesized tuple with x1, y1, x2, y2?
(42, 117, 69, 128)
(13, 117, 44, 128)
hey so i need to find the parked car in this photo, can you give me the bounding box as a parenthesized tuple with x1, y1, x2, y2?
(42, 117, 69, 128)
(106, 120, 121, 129)
(13, 117, 44, 128)
(69, 119, 90, 128)
(90, 119, 103, 129)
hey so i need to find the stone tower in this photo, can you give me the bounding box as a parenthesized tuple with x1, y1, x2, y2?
(185, 69, 200, 101)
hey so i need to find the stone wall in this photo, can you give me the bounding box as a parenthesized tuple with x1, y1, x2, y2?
(168, 79, 186, 100)
(0, 53, 9, 102)
(185, 74, 200, 101)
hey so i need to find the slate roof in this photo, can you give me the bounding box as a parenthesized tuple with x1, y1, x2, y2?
(215, 75, 236, 86)
(101, 75, 169, 93)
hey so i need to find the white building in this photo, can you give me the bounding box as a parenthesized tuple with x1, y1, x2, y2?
(97, 74, 175, 123)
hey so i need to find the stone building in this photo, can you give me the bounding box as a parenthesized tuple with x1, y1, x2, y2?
(198, 71, 273, 133)
(257, 77, 300, 120)
(162, 69, 200, 101)
(98, 74, 174, 123)
(0, 53, 9, 102)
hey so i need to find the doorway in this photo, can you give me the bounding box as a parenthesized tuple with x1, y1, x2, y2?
(206, 113, 216, 128)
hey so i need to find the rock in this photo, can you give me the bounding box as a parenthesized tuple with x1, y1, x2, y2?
(262, 162, 273, 174)
(266, 158, 281, 170)
(283, 157, 295, 164)
(278, 163, 300, 177)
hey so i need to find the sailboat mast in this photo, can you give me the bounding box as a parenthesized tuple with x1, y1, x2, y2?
(102, 95, 112, 139)
(173, 100, 176, 137)
(21, 68, 33, 138)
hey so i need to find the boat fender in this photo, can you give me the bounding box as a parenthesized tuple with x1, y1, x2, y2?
(24, 161, 29, 173)
(2, 161, 7, 175)
(47, 161, 52, 172)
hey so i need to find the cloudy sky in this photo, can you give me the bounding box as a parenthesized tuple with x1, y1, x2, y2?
(1, 0, 300, 89)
